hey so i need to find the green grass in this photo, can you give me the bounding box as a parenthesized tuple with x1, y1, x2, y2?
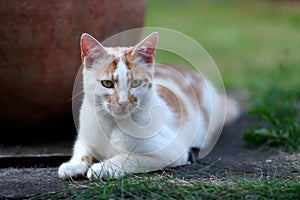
(35, 174, 300, 199)
(244, 87, 300, 152)
(145, 0, 300, 91)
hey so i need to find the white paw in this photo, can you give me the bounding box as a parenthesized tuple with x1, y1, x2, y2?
(87, 162, 124, 181)
(58, 161, 89, 179)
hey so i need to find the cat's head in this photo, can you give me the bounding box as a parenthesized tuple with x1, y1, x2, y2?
(80, 32, 158, 118)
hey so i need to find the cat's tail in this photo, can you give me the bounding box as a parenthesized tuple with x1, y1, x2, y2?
(224, 95, 241, 124)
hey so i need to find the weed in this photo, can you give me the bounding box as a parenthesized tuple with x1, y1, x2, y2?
(244, 87, 300, 152)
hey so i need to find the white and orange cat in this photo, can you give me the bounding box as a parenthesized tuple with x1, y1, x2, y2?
(58, 32, 239, 180)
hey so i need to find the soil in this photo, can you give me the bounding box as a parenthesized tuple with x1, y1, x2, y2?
(0, 113, 299, 199)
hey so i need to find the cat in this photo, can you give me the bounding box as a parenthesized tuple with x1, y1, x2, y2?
(58, 32, 239, 180)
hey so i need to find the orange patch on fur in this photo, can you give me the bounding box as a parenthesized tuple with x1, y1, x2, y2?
(94, 56, 118, 80)
(104, 57, 119, 74)
(128, 92, 138, 105)
(105, 91, 120, 109)
(124, 50, 137, 70)
(111, 91, 119, 104)
(155, 65, 209, 127)
(81, 155, 98, 166)
(124, 51, 133, 69)
(156, 85, 182, 119)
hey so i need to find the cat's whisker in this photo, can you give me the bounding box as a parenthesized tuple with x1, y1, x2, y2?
(68, 90, 84, 102)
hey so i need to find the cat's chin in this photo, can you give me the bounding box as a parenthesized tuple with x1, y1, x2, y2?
(110, 109, 133, 119)
(108, 105, 139, 119)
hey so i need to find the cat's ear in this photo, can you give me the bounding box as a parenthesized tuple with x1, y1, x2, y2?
(132, 32, 158, 64)
(80, 33, 107, 68)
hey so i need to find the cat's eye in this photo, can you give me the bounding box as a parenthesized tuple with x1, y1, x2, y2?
(131, 79, 142, 88)
(101, 80, 114, 88)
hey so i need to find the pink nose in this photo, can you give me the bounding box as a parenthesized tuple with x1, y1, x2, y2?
(118, 102, 128, 109)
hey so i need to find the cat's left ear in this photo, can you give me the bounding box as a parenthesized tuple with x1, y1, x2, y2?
(80, 33, 107, 68)
(132, 32, 158, 64)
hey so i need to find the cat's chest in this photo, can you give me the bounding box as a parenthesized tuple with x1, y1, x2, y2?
(108, 123, 176, 153)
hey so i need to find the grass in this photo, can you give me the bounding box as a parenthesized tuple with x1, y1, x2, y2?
(244, 86, 300, 152)
(145, 0, 300, 91)
(35, 173, 300, 199)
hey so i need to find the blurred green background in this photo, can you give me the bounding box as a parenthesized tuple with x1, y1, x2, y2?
(144, 0, 300, 92)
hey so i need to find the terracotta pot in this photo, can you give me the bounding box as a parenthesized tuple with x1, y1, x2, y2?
(0, 0, 146, 141)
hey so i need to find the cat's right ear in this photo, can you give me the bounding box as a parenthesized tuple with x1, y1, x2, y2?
(80, 33, 107, 68)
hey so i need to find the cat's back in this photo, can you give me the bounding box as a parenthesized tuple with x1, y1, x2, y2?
(154, 64, 207, 124)
(154, 63, 240, 139)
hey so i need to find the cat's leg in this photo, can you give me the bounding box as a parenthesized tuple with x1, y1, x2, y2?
(87, 151, 188, 180)
(86, 125, 190, 180)
(87, 154, 150, 180)
(58, 138, 90, 178)
(87, 160, 125, 180)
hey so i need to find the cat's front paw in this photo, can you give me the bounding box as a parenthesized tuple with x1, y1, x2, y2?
(87, 162, 124, 181)
(58, 161, 89, 179)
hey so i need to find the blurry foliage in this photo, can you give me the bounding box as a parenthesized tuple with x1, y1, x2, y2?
(145, 0, 300, 91)
(244, 86, 300, 152)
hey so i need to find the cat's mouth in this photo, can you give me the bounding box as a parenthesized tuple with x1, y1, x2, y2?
(111, 107, 133, 118)
(106, 103, 138, 119)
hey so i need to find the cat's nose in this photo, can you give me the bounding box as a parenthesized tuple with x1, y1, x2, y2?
(118, 101, 128, 109)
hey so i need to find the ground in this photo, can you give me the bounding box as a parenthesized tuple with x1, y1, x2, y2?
(0, 111, 299, 199)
